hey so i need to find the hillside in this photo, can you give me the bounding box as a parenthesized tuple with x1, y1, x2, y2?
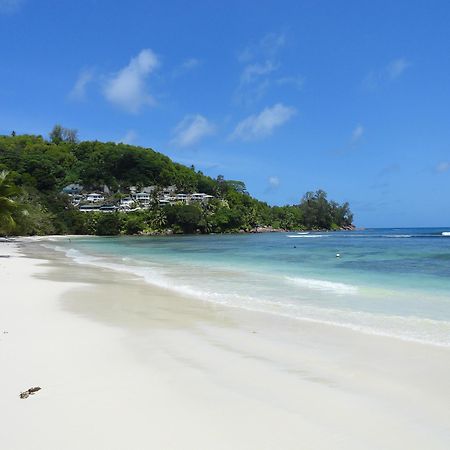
(0, 129, 353, 236)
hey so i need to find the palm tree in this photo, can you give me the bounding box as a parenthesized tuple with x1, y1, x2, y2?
(151, 208, 167, 230)
(0, 171, 19, 235)
(200, 202, 216, 233)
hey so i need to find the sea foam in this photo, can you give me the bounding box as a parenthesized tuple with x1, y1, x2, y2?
(38, 238, 450, 348)
(287, 234, 327, 238)
(285, 276, 358, 295)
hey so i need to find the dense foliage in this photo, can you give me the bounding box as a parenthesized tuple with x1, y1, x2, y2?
(0, 170, 20, 234)
(0, 130, 353, 236)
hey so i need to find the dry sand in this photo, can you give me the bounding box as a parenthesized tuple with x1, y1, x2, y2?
(1, 240, 450, 449)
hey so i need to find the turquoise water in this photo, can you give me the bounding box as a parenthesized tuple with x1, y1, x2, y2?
(50, 228, 450, 346)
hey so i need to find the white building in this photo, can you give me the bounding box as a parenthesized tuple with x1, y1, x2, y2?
(175, 193, 189, 202)
(155, 191, 215, 206)
(79, 205, 101, 212)
(86, 193, 105, 203)
(190, 193, 214, 202)
(133, 192, 151, 203)
(70, 194, 84, 206)
(99, 205, 118, 212)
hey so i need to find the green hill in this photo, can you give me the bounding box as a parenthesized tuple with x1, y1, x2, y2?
(0, 128, 354, 236)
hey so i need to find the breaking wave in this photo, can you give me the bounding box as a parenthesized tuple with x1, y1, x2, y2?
(285, 276, 358, 295)
(38, 240, 450, 348)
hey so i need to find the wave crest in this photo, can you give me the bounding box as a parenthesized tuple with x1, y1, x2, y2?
(286, 276, 358, 295)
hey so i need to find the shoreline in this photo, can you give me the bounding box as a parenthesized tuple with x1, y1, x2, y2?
(24, 234, 450, 348)
(1, 240, 450, 449)
(0, 224, 357, 240)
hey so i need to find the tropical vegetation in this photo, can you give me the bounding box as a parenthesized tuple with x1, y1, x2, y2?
(0, 127, 354, 236)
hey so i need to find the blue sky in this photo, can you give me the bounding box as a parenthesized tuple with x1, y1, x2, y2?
(1, 0, 450, 227)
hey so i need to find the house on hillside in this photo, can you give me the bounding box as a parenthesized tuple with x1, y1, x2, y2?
(70, 194, 84, 206)
(79, 205, 101, 212)
(190, 193, 214, 203)
(175, 193, 189, 202)
(99, 205, 118, 212)
(133, 192, 151, 204)
(86, 193, 105, 203)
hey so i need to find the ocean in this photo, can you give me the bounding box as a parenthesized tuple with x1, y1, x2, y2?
(48, 228, 450, 347)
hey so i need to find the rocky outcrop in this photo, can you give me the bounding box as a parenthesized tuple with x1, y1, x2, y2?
(250, 226, 287, 233)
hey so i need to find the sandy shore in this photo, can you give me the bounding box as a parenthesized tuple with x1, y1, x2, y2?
(1, 240, 450, 450)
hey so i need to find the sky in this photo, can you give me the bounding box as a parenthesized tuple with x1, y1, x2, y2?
(1, 0, 450, 227)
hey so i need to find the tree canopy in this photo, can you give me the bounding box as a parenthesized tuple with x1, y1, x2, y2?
(0, 170, 20, 234)
(0, 129, 354, 236)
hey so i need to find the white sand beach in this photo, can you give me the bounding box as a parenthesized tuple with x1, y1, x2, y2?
(1, 240, 450, 450)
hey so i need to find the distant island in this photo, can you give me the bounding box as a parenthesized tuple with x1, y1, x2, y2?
(0, 126, 354, 236)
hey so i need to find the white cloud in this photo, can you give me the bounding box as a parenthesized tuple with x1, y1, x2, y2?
(260, 32, 286, 57)
(239, 32, 286, 62)
(241, 61, 278, 84)
(120, 130, 138, 144)
(234, 79, 271, 106)
(181, 58, 200, 70)
(236, 32, 303, 105)
(0, 0, 23, 14)
(103, 49, 160, 113)
(268, 176, 280, 188)
(351, 124, 364, 143)
(363, 57, 411, 89)
(332, 124, 367, 155)
(235, 32, 290, 105)
(276, 76, 305, 90)
(69, 69, 94, 101)
(231, 103, 296, 141)
(171, 114, 216, 147)
(386, 58, 411, 80)
(436, 161, 450, 173)
(172, 58, 201, 77)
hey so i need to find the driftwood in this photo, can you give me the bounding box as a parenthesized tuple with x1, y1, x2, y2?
(19, 386, 42, 399)
(28, 387, 41, 394)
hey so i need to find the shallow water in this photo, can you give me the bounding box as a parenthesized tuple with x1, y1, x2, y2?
(47, 228, 450, 346)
